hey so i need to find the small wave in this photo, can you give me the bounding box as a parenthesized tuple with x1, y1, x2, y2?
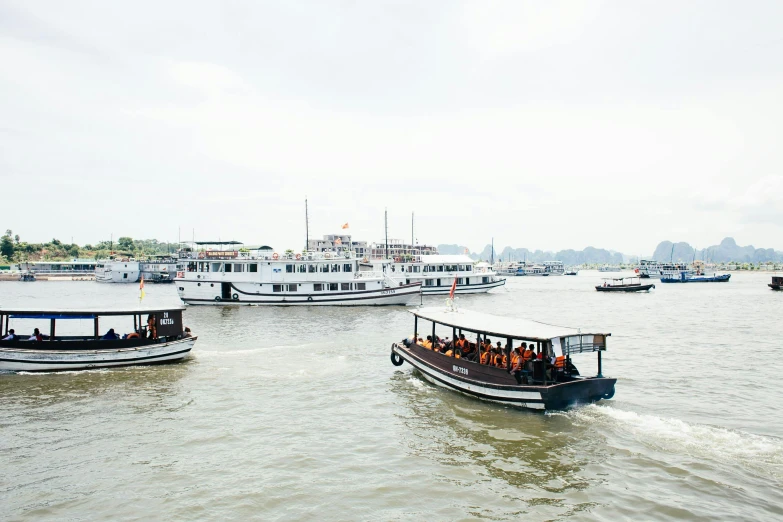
(568, 405, 783, 474)
(13, 369, 110, 376)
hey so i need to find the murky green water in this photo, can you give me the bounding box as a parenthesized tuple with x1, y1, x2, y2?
(2, 273, 782, 520)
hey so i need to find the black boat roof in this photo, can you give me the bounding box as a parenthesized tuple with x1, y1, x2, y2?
(0, 305, 185, 319)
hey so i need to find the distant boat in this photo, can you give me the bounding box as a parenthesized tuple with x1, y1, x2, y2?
(660, 271, 730, 283)
(565, 270, 578, 276)
(596, 276, 655, 293)
(769, 276, 782, 290)
(598, 266, 622, 272)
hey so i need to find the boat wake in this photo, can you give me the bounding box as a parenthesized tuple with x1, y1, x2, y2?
(561, 405, 783, 477)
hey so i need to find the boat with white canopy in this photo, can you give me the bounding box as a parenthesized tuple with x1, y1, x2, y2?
(389, 306, 616, 410)
(0, 305, 196, 372)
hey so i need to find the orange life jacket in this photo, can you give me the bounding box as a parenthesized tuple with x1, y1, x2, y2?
(445, 350, 454, 357)
(480, 352, 489, 365)
(555, 355, 566, 369)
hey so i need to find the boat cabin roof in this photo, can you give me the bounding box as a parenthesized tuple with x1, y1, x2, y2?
(0, 305, 185, 319)
(194, 240, 243, 246)
(412, 307, 610, 343)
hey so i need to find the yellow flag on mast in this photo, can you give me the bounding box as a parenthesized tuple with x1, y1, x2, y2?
(139, 275, 145, 300)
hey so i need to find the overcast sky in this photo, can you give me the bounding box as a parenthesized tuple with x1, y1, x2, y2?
(2, 1, 782, 254)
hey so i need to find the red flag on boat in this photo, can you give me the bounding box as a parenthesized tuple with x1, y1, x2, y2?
(449, 276, 457, 299)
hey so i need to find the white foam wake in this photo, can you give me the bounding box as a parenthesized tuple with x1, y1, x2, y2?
(566, 405, 783, 476)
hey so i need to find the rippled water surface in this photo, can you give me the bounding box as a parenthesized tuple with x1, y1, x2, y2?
(2, 273, 782, 521)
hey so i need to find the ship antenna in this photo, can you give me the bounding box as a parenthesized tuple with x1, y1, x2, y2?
(305, 197, 309, 252)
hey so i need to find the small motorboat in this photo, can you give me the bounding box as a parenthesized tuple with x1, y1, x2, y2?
(0, 305, 196, 372)
(389, 306, 616, 411)
(770, 276, 783, 290)
(595, 276, 654, 292)
(565, 270, 578, 276)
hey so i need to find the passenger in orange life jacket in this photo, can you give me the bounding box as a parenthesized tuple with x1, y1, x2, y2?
(455, 334, 470, 359)
(480, 344, 492, 365)
(494, 348, 506, 368)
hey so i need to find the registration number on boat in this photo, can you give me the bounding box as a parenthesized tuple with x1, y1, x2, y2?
(453, 365, 468, 375)
(381, 289, 396, 295)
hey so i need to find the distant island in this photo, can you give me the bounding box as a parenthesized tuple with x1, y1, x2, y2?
(440, 237, 783, 264)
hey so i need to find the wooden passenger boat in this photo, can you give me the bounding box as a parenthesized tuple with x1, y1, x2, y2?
(769, 276, 782, 290)
(0, 306, 196, 372)
(389, 307, 616, 411)
(595, 276, 655, 292)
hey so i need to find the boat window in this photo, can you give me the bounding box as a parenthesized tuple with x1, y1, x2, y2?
(482, 276, 489, 284)
(212, 263, 222, 272)
(123, 273, 128, 279)
(343, 263, 352, 273)
(413, 266, 420, 273)
(458, 265, 464, 271)
(286, 264, 294, 273)
(308, 264, 317, 273)
(438, 265, 445, 272)
(341, 283, 350, 291)
(425, 279, 433, 286)
(329, 283, 338, 291)
(466, 265, 472, 272)
(234, 264, 243, 272)
(225, 264, 232, 273)
(314, 283, 323, 291)
(356, 282, 366, 290)
(288, 284, 298, 292)
(297, 264, 306, 273)
(320, 264, 329, 273)
(273, 284, 283, 292)
(248, 264, 258, 273)
(332, 264, 340, 272)
(458, 278, 464, 285)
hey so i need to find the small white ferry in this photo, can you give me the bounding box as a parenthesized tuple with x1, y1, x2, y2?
(95, 259, 140, 283)
(543, 261, 565, 276)
(175, 250, 421, 306)
(522, 264, 549, 276)
(367, 254, 505, 294)
(635, 260, 691, 279)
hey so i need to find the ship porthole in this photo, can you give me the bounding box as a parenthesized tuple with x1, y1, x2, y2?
(197, 283, 201, 286)
(307, 296, 313, 302)
(232, 293, 239, 300)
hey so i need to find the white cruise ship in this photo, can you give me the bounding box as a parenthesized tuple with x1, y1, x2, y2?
(175, 250, 421, 306)
(367, 254, 505, 294)
(95, 259, 140, 283)
(543, 261, 565, 276)
(636, 260, 691, 279)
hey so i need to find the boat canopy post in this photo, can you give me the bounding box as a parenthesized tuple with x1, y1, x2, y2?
(93, 317, 99, 340)
(0, 313, 4, 336)
(414, 316, 418, 339)
(50, 318, 55, 341)
(453, 327, 456, 345)
(597, 350, 603, 378)
(506, 337, 512, 370)
(431, 321, 435, 342)
(134, 315, 138, 332)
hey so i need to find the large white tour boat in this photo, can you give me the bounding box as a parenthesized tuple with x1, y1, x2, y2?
(543, 261, 565, 276)
(366, 254, 505, 294)
(175, 249, 421, 306)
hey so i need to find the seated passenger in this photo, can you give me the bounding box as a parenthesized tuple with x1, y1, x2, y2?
(183, 327, 193, 338)
(2, 329, 17, 341)
(422, 336, 433, 349)
(480, 345, 492, 365)
(494, 350, 506, 368)
(445, 348, 454, 357)
(455, 334, 470, 356)
(28, 328, 43, 342)
(102, 328, 119, 340)
(510, 347, 522, 369)
(522, 344, 536, 364)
